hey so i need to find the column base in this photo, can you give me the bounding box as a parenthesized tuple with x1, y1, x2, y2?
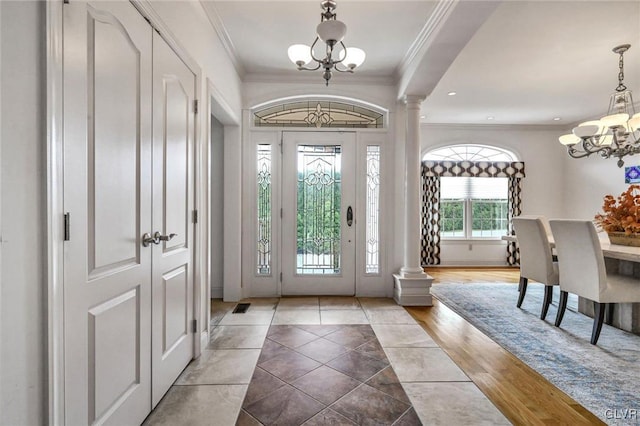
(393, 273, 433, 306)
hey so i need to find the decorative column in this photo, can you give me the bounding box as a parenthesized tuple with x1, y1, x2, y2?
(393, 95, 433, 306)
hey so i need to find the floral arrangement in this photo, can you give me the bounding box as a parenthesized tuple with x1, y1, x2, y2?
(594, 185, 640, 235)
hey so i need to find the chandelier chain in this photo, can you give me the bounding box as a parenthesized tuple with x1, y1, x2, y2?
(617, 50, 627, 92)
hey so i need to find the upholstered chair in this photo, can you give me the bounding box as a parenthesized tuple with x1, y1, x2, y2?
(549, 219, 640, 345)
(513, 216, 559, 320)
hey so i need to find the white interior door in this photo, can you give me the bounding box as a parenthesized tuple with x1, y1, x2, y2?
(151, 31, 196, 407)
(63, 2, 152, 424)
(281, 132, 356, 295)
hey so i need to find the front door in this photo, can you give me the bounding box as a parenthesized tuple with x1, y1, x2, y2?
(151, 31, 196, 407)
(281, 132, 356, 295)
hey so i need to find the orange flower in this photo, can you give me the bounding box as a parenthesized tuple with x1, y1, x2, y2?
(594, 185, 640, 235)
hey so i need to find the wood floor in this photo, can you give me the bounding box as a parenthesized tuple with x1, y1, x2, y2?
(406, 267, 604, 426)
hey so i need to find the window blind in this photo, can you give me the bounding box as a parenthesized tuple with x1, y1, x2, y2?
(440, 177, 508, 200)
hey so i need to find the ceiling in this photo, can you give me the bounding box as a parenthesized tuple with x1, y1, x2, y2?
(201, 0, 640, 126)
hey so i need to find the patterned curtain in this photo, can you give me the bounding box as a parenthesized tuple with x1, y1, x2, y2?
(506, 177, 523, 266)
(421, 168, 441, 265)
(421, 160, 526, 266)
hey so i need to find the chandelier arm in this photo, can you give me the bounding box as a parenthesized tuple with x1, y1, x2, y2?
(333, 41, 347, 65)
(309, 36, 324, 63)
(297, 62, 323, 71)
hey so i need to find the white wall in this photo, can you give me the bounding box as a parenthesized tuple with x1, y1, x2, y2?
(1, 2, 47, 424)
(421, 124, 567, 265)
(563, 152, 631, 221)
(210, 115, 224, 298)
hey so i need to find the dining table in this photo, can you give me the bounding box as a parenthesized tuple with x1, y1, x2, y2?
(502, 233, 640, 334)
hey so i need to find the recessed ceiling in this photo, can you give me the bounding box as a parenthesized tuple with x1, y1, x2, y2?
(203, 0, 438, 80)
(200, 0, 640, 126)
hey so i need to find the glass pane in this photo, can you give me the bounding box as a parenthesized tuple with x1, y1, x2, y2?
(471, 200, 508, 237)
(254, 101, 384, 128)
(441, 200, 465, 238)
(297, 145, 342, 275)
(366, 146, 380, 274)
(257, 145, 272, 275)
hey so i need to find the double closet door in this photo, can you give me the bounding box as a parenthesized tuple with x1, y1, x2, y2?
(63, 2, 195, 424)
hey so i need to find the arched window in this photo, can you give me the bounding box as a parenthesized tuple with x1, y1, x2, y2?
(423, 144, 517, 240)
(423, 144, 517, 162)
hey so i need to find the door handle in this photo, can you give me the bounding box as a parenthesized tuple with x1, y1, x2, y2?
(142, 232, 177, 247)
(347, 206, 353, 227)
(142, 232, 157, 247)
(154, 232, 178, 242)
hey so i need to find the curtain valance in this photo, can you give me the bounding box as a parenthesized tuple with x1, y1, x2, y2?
(422, 160, 525, 178)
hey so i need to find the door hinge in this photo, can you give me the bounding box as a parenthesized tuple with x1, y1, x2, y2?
(280, 208, 283, 219)
(193, 99, 199, 114)
(63, 0, 69, 4)
(191, 319, 197, 333)
(279, 272, 283, 282)
(192, 209, 198, 224)
(280, 143, 283, 155)
(63, 213, 71, 241)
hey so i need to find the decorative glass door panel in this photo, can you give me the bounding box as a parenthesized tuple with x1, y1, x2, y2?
(282, 132, 355, 295)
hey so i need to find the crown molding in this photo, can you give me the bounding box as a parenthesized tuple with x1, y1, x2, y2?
(422, 122, 569, 131)
(242, 71, 395, 86)
(394, 0, 458, 82)
(199, 0, 245, 78)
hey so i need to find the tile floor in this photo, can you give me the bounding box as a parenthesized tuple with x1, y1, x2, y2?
(144, 297, 509, 426)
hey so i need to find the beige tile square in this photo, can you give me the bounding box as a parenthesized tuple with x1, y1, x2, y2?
(385, 348, 469, 382)
(358, 298, 403, 310)
(143, 385, 247, 426)
(175, 349, 260, 385)
(208, 325, 269, 349)
(404, 382, 510, 425)
(321, 310, 369, 325)
(277, 297, 319, 310)
(218, 310, 274, 326)
(272, 309, 321, 325)
(366, 309, 416, 324)
(319, 296, 362, 310)
(372, 324, 437, 348)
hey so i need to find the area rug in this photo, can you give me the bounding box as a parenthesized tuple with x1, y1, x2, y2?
(431, 283, 640, 426)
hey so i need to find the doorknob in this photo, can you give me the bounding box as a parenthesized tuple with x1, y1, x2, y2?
(347, 206, 353, 227)
(154, 231, 178, 242)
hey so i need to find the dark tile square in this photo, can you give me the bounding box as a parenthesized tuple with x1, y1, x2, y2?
(268, 326, 319, 348)
(327, 351, 388, 382)
(296, 324, 342, 337)
(394, 408, 422, 426)
(292, 366, 360, 405)
(303, 408, 356, 425)
(244, 384, 325, 426)
(236, 409, 263, 426)
(243, 367, 287, 407)
(331, 384, 410, 425)
(258, 339, 293, 364)
(324, 325, 376, 349)
(365, 366, 411, 404)
(354, 339, 388, 362)
(259, 349, 322, 383)
(295, 338, 349, 363)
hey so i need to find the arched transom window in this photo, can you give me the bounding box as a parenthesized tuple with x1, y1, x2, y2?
(253, 100, 384, 129)
(423, 144, 517, 162)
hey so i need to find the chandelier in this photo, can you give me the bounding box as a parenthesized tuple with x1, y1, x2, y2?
(558, 44, 640, 167)
(287, 0, 365, 86)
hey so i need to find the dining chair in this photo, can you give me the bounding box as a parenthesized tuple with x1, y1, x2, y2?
(549, 219, 640, 345)
(513, 216, 559, 320)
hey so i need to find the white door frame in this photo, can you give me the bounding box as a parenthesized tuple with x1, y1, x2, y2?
(46, 1, 204, 423)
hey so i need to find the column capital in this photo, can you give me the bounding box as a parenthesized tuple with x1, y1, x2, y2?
(402, 94, 427, 108)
